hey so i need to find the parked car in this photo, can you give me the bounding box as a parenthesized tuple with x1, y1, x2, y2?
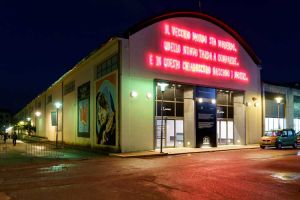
(297, 131, 300, 144)
(260, 129, 298, 149)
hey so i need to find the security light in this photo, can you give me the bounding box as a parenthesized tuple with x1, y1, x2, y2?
(157, 82, 169, 92)
(130, 91, 138, 98)
(146, 92, 152, 99)
(54, 102, 62, 109)
(35, 111, 41, 117)
(275, 97, 282, 104)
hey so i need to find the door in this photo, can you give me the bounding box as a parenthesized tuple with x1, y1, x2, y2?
(175, 120, 184, 147)
(156, 118, 184, 148)
(287, 130, 294, 145)
(281, 130, 288, 145)
(166, 120, 175, 147)
(217, 120, 234, 145)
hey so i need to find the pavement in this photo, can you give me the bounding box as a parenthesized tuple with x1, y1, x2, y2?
(1, 147, 299, 200)
(1, 136, 259, 166)
(0, 138, 102, 166)
(110, 144, 259, 157)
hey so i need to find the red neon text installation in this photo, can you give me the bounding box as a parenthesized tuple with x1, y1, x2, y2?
(146, 23, 249, 82)
(164, 24, 237, 52)
(163, 40, 239, 66)
(148, 54, 248, 82)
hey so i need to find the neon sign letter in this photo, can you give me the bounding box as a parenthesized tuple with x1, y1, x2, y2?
(170, 26, 191, 40)
(163, 41, 181, 54)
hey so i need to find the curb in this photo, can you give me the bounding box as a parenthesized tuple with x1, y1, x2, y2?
(109, 146, 259, 158)
(109, 152, 168, 158)
(167, 146, 259, 156)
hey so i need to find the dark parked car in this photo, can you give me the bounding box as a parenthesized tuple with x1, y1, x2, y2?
(260, 129, 298, 149)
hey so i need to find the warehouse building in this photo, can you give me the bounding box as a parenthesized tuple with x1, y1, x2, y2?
(15, 12, 264, 152)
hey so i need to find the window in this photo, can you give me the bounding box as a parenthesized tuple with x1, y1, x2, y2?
(96, 54, 119, 79)
(288, 130, 293, 136)
(47, 95, 52, 104)
(265, 118, 286, 131)
(64, 80, 75, 95)
(294, 119, 300, 132)
(216, 92, 228, 105)
(282, 131, 288, 137)
(216, 90, 234, 119)
(155, 83, 184, 117)
(294, 96, 300, 118)
(38, 101, 41, 108)
(265, 92, 285, 118)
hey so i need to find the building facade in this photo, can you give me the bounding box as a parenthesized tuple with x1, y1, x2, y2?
(263, 82, 300, 133)
(15, 12, 263, 152)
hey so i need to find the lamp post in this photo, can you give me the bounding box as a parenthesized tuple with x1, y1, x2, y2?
(275, 97, 282, 129)
(157, 83, 168, 153)
(35, 111, 41, 135)
(54, 102, 62, 148)
(26, 117, 31, 135)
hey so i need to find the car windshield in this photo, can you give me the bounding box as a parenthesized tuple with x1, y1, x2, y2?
(264, 131, 281, 137)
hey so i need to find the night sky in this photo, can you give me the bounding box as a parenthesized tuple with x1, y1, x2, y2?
(1, 0, 299, 113)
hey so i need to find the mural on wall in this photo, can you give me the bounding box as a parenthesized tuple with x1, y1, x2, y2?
(78, 82, 90, 137)
(96, 72, 117, 146)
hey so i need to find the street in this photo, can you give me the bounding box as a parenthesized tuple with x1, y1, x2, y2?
(1, 148, 300, 200)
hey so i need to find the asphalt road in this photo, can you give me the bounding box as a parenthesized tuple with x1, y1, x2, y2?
(0, 148, 300, 200)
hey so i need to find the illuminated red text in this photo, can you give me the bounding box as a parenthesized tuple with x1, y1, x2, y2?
(146, 23, 249, 82)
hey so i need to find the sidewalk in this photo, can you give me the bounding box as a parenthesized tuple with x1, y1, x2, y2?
(0, 138, 101, 166)
(109, 144, 259, 158)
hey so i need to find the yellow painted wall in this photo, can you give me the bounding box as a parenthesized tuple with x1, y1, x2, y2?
(15, 38, 120, 149)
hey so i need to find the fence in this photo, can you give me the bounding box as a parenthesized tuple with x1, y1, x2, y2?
(25, 142, 64, 159)
(0, 139, 64, 160)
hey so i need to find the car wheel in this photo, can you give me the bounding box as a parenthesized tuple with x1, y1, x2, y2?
(260, 145, 265, 149)
(293, 142, 298, 149)
(276, 142, 282, 149)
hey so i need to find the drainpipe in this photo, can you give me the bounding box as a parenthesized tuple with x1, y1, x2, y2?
(61, 81, 64, 148)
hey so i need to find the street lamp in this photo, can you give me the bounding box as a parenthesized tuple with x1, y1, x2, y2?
(35, 111, 41, 117)
(275, 97, 282, 129)
(26, 117, 31, 135)
(54, 102, 62, 148)
(157, 82, 168, 153)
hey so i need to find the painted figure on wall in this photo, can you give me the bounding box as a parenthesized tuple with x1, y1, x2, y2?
(78, 99, 89, 132)
(78, 82, 90, 137)
(96, 74, 116, 146)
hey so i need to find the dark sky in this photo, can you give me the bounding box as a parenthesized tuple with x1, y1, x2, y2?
(1, 0, 299, 113)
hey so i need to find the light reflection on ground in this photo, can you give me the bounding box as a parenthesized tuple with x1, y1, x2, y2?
(247, 152, 297, 160)
(271, 172, 300, 181)
(38, 163, 75, 173)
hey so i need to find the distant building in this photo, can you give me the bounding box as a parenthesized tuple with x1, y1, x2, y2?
(263, 82, 300, 133)
(0, 108, 12, 132)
